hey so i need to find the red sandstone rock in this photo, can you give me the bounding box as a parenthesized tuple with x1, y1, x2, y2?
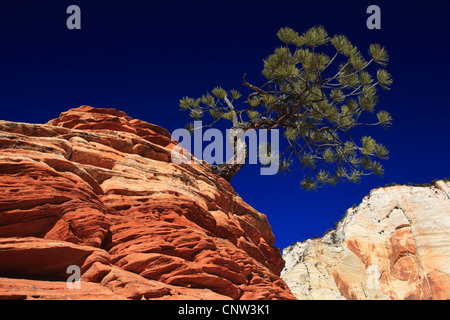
(0, 237, 109, 280)
(0, 277, 125, 300)
(0, 106, 295, 300)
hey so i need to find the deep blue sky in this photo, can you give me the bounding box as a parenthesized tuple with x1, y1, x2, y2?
(0, 1, 449, 249)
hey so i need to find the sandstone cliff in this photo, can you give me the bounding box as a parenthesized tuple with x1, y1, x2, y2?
(0, 106, 295, 300)
(281, 181, 450, 300)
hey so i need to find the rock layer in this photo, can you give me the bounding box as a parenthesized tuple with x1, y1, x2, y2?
(0, 106, 294, 300)
(281, 181, 450, 300)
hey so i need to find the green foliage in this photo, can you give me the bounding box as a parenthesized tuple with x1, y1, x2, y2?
(330, 89, 344, 103)
(300, 177, 318, 191)
(284, 127, 299, 141)
(262, 94, 278, 107)
(279, 158, 293, 175)
(372, 161, 384, 176)
(179, 25, 393, 190)
(230, 89, 242, 100)
(209, 109, 223, 118)
(201, 93, 215, 106)
(376, 69, 393, 90)
(185, 122, 194, 134)
(369, 44, 389, 66)
(375, 143, 389, 160)
(248, 96, 262, 107)
(212, 87, 227, 99)
(189, 108, 203, 120)
(179, 96, 196, 109)
(246, 110, 259, 119)
(330, 35, 351, 52)
(361, 136, 376, 154)
(222, 110, 236, 121)
(300, 153, 315, 168)
(300, 25, 329, 47)
(277, 27, 301, 45)
(359, 71, 373, 85)
(377, 110, 393, 128)
(323, 148, 336, 163)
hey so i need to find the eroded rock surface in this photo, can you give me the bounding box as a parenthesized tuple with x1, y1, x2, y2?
(0, 106, 294, 300)
(282, 181, 450, 300)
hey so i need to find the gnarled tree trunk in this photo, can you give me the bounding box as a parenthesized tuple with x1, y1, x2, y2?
(210, 128, 247, 182)
(210, 96, 248, 182)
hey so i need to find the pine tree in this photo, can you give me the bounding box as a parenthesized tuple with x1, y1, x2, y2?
(179, 26, 393, 190)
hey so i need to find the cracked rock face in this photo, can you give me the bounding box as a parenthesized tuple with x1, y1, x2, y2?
(281, 181, 450, 300)
(0, 106, 294, 300)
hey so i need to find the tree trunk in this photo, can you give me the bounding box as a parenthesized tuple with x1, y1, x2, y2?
(210, 127, 248, 182)
(210, 96, 253, 182)
(210, 162, 244, 182)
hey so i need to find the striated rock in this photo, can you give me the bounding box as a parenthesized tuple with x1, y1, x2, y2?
(0, 277, 125, 300)
(0, 237, 110, 281)
(281, 181, 450, 300)
(0, 105, 294, 300)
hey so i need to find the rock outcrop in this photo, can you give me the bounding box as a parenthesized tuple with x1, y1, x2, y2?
(281, 181, 450, 300)
(0, 106, 295, 300)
